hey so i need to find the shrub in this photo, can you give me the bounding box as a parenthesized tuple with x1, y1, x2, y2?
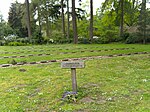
(7, 42, 26, 46)
(95, 37, 109, 44)
(53, 38, 73, 44)
(16, 38, 30, 44)
(125, 33, 141, 44)
(78, 38, 90, 44)
(4, 34, 18, 42)
(104, 30, 120, 42)
(50, 30, 64, 39)
(8, 59, 17, 65)
(0, 40, 6, 46)
(122, 32, 130, 41)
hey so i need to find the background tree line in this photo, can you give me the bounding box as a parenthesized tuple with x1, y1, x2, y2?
(0, 0, 150, 46)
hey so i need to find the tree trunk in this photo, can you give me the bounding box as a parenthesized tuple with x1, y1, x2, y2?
(89, 0, 93, 41)
(37, 5, 42, 36)
(46, 16, 50, 37)
(120, 0, 124, 37)
(67, 0, 70, 38)
(25, 0, 31, 39)
(72, 0, 78, 44)
(142, 0, 146, 44)
(44, 1, 50, 37)
(61, 0, 65, 37)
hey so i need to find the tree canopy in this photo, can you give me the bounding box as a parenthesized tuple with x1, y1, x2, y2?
(0, 0, 149, 45)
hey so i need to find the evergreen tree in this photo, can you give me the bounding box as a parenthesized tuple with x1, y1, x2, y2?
(72, 0, 78, 44)
(25, 0, 32, 38)
(89, 0, 93, 40)
(8, 2, 28, 37)
(61, 0, 66, 37)
(138, 0, 147, 44)
(66, 0, 70, 38)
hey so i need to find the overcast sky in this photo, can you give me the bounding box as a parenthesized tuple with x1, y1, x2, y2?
(0, 0, 149, 21)
(0, 0, 105, 21)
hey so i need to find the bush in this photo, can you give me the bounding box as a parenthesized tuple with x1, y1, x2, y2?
(53, 38, 73, 44)
(8, 59, 17, 65)
(78, 37, 109, 44)
(122, 32, 130, 41)
(7, 42, 26, 46)
(125, 33, 141, 44)
(4, 34, 18, 42)
(50, 30, 64, 39)
(78, 38, 90, 44)
(16, 38, 30, 44)
(0, 40, 6, 46)
(95, 37, 109, 44)
(104, 30, 120, 42)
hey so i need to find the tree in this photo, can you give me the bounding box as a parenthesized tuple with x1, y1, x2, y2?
(31, 0, 42, 37)
(66, 0, 70, 38)
(102, 0, 124, 37)
(89, 0, 93, 40)
(38, 0, 61, 37)
(61, 0, 66, 37)
(25, 0, 32, 38)
(72, 0, 78, 44)
(124, 0, 140, 26)
(8, 2, 28, 37)
(120, 0, 124, 37)
(138, 0, 147, 44)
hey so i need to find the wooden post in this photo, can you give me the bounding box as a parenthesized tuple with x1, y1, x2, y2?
(71, 68, 77, 93)
(61, 61, 84, 93)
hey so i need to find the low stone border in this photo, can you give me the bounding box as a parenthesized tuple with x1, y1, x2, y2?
(0, 47, 134, 55)
(0, 48, 136, 60)
(0, 52, 149, 68)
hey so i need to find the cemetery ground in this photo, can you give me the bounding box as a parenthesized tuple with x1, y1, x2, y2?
(0, 44, 149, 111)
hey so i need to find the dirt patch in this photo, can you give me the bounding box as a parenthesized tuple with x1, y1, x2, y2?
(19, 69, 27, 72)
(80, 97, 94, 103)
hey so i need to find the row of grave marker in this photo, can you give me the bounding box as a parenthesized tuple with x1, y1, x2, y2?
(0, 51, 149, 68)
(0, 47, 135, 59)
(0, 47, 135, 54)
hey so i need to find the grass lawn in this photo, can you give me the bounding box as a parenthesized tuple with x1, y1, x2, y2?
(0, 44, 150, 111)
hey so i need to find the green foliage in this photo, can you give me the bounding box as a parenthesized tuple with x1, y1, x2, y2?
(102, 30, 120, 42)
(8, 59, 17, 65)
(124, 0, 140, 26)
(8, 2, 28, 37)
(16, 38, 30, 44)
(77, 20, 89, 38)
(62, 92, 77, 103)
(7, 41, 26, 46)
(53, 38, 73, 44)
(42, 30, 73, 44)
(50, 30, 64, 39)
(78, 38, 90, 44)
(94, 37, 109, 44)
(137, 4, 150, 44)
(125, 33, 142, 44)
(122, 32, 130, 41)
(0, 40, 6, 46)
(0, 14, 15, 40)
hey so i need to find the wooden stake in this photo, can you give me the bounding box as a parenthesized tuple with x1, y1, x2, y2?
(71, 68, 77, 93)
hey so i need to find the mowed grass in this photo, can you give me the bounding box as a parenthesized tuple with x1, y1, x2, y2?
(0, 44, 150, 111)
(0, 43, 150, 64)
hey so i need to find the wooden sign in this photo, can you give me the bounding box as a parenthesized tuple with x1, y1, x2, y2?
(61, 61, 84, 68)
(61, 61, 85, 93)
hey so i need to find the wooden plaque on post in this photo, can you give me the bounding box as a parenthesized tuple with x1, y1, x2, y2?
(61, 61, 85, 93)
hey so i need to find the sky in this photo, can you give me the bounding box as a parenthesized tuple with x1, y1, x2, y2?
(0, 0, 105, 21)
(0, 0, 149, 21)
(0, 0, 24, 21)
